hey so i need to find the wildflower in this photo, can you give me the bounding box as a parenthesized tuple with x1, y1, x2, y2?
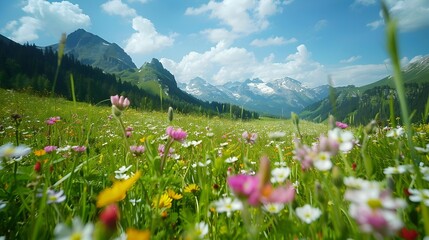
(182, 140, 202, 148)
(328, 128, 354, 152)
(126, 228, 150, 240)
(130, 145, 145, 156)
(213, 197, 243, 217)
(40, 189, 66, 204)
(168, 106, 174, 122)
(335, 121, 348, 129)
(129, 198, 141, 206)
(408, 189, 429, 206)
(399, 227, 419, 240)
(228, 156, 295, 206)
(54, 217, 94, 240)
(344, 177, 406, 237)
(166, 126, 187, 142)
(99, 204, 120, 230)
(158, 144, 175, 157)
(312, 151, 333, 171)
(295, 204, 322, 224)
(262, 203, 285, 214)
(167, 189, 183, 200)
(34, 149, 46, 156)
(72, 146, 86, 153)
(270, 167, 291, 183)
(184, 183, 200, 194)
(154, 193, 172, 209)
(194, 221, 209, 239)
(386, 126, 405, 138)
(383, 165, 410, 175)
(415, 144, 429, 153)
(34, 161, 42, 173)
(96, 171, 142, 208)
(242, 131, 258, 144)
(225, 156, 239, 163)
(0, 143, 31, 160)
(44, 145, 58, 153)
(114, 165, 132, 180)
(46, 116, 60, 125)
(110, 95, 130, 111)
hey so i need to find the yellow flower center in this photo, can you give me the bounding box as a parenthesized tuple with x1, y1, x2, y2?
(367, 199, 382, 209)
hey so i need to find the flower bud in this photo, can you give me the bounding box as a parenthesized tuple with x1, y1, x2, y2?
(168, 107, 174, 122)
(99, 204, 120, 230)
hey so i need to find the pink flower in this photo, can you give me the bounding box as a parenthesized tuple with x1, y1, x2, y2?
(158, 144, 175, 157)
(227, 157, 295, 206)
(110, 95, 130, 111)
(72, 146, 86, 153)
(242, 131, 257, 144)
(46, 116, 60, 125)
(336, 121, 349, 129)
(130, 145, 145, 156)
(44, 145, 57, 153)
(99, 204, 120, 229)
(166, 126, 187, 142)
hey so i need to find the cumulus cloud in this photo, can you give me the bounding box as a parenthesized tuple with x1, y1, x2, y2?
(185, 0, 285, 42)
(250, 36, 297, 47)
(201, 28, 238, 45)
(340, 55, 361, 64)
(124, 16, 174, 55)
(161, 43, 397, 88)
(101, 0, 137, 17)
(367, 0, 429, 32)
(3, 0, 90, 43)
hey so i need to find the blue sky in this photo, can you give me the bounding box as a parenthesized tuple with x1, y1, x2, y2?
(1, 0, 428, 87)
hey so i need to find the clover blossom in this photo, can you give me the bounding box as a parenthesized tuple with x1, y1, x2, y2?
(166, 126, 187, 142)
(46, 116, 61, 125)
(110, 94, 130, 117)
(130, 145, 145, 156)
(335, 121, 349, 129)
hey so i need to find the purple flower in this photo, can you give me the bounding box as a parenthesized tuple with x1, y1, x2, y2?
(46, 116, 61, 125)
(110, 95, 130, 111)
(166, 126, 187, 142)
(336, 121, 349, 129)
(242, 131, 258, 144)
(72, 146, 86, 153)
(158, 144, 175, 157)
(44, 145, 58, 153)
(130, 145, 145, 156)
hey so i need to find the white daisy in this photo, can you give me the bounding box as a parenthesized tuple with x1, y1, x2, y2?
(213, 197, 243, 217)
(295, 204, 322, 224)
(270, 167, 291, 183)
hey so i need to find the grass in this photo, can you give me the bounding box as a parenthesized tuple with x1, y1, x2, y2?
(0, 88, 428, 239)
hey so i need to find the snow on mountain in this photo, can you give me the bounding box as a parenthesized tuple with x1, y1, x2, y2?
(179, 77, 329, 117)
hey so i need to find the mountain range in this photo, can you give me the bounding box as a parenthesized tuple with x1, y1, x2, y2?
(35, 29, 429, 122)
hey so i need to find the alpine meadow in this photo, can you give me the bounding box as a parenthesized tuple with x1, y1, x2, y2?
(1, 1, 429, 240)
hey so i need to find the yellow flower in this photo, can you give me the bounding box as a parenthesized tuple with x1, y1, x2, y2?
(139, 136, 146, 143)
(167, 189, 183, 200)
(184, 184, 200, 194)
(153, 193, 172, 209)
(126, 228, 150, 240)
(34, 149, 46, 156)
(96, 171, 142, 208)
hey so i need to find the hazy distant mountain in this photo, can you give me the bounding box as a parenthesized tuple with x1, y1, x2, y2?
(48, 29, 136, 73)
(179, 77, 329, 117)
(300, 55, 429, 124)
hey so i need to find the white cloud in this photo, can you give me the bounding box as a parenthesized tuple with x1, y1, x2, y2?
(127, 0, 149, 3)
(185, 0, 285, 41)
(161, 43, 394, 88)
(353, 0, 376, 6)
(3, 0, 90, 43)
(201, 28, 238, 44)
(250, 36, 296, 47)
(124, 16, 174, 55)
(329, 64, 388, 87)
(368, 0, 429, 32)
(101, 0, 137, 18)
(340, 55, 361, 64)
(314, 19, 328, 31)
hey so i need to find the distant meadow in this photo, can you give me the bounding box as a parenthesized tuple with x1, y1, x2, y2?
(1, 4, 429, 240)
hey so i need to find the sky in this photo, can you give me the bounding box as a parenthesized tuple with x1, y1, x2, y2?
(1, 0, 428, 88)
